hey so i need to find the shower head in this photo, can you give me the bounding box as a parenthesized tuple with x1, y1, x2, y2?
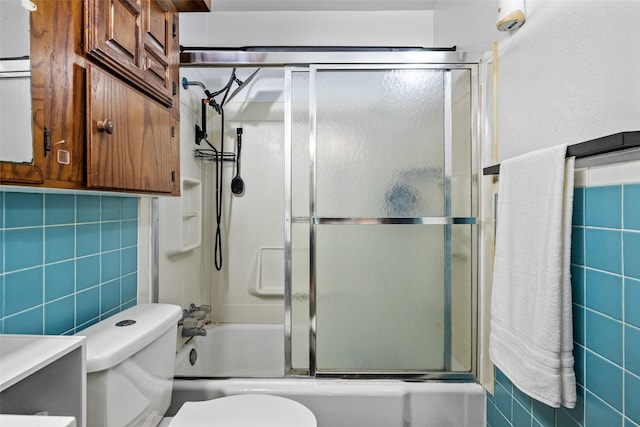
(223, 68, 260, 106)
(181, 68, 260, 115)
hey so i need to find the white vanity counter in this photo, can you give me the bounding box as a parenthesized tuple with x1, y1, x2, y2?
(0, 335, 86, 427)
(0, 414, 76, 427)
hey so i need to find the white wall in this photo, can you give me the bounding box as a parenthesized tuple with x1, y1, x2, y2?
(156, 79, 208, 311)
(433, 0, 503, 53)
(180, 10, 434, 47)
(176, 67, 286, 324)
(434, 0, 640, 390)
(212, 67, 286, 324)
(434, 0, 640, 161)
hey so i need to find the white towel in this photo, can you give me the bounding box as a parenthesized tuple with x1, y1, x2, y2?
(489, 144, 576, 408)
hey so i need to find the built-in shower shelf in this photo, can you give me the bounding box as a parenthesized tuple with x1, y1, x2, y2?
(253, 247, 285, 296)
(195, 149, 236, 163)
(165, 177, 202, 254)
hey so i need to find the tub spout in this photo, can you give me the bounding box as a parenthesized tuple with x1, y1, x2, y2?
(180, 315, 207, 337)
(182, 327, 207, 337)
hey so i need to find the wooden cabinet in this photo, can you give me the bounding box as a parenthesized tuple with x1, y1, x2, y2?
(0, 0, 194, 195)
(87, 65, 176, 192)
(0, 156, 45, 185)
(172, 0, 211, 12)
(85, 0, 178, 108)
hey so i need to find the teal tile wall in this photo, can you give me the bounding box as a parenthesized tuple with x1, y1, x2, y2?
(487, 184, 640, 427)
(0, 191, 138, 335)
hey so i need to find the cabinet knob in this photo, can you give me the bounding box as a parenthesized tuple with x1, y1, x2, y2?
(97, 119, 115, 134)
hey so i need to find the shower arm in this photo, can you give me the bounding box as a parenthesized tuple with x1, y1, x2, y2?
(182, 79, 211, 97)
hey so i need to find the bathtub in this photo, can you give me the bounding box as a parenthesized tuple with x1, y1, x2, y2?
(170, 324, 485, 427)
(175, 323, 284, 377)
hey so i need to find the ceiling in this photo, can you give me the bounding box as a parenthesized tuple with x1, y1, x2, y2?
(210, 0, 439, 12)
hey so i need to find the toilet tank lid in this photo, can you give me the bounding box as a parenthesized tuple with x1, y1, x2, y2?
(75, 303, 182, 373)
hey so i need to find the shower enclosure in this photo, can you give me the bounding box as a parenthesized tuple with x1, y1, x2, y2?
(178, 49, 481, 381)
(284, 63, 478, 379)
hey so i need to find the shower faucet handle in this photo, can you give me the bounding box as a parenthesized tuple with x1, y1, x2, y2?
(189, 303, 211, 316)
(188, 303, 211, 314)
(190, 310, 207, 321)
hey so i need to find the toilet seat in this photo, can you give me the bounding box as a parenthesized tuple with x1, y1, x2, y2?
(168, 394, 317, 427)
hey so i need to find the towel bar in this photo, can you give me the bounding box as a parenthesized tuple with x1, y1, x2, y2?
(483, 131, 640, 176)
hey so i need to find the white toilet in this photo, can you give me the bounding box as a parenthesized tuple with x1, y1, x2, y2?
(76, 304, 316, 427)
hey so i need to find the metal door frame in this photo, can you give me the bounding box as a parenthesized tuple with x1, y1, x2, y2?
(283, 62, 480, 380)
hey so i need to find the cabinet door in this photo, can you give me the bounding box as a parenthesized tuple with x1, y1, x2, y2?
(85, 0, 175, 107)
(142, 0, 174, 99)
(86, 65, 175, 193)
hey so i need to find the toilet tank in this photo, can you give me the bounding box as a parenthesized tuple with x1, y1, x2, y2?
(76, 304, 182, 427)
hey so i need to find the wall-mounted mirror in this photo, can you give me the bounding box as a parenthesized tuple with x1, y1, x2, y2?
(0, 0, 34, 164)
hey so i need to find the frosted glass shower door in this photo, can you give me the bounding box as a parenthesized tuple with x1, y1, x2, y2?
(313, 66, 448, 373)
(286, 65, 476, 376)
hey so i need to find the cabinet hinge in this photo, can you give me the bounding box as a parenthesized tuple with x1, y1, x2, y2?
(171, 126, 175, 137)
(171, 171, 176, 182)
(172, 81, 177, 96)
(44, 127, 52, 156)
(172, 23, 177, 39)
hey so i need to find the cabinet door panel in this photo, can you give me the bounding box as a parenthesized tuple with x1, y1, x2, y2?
(144, 47, 168, 87)
(86, 0, 142, 69)
(87, 65, 174, 193)
(110, 0, 140, 63)
(142, 0, 171, 96)
(86, 0, 173, 107)
(146, 0, 168, 51)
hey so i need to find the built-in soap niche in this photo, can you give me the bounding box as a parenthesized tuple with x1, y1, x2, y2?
(165, 177, 202, 254)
